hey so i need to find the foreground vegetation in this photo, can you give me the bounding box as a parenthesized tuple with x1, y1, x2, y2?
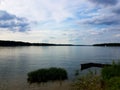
(27, 62, 120, 90)
(72, 61, 120, 90)
(71, 71, 102, 90)
(101, 62, 120, 90)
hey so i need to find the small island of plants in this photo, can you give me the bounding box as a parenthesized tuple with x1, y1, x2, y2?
(27, 67, 68, 84)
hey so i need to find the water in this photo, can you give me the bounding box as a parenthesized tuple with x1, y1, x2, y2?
(0, 46, 120, 87)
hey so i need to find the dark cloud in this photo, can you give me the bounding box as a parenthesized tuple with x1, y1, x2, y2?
(79, 0, 120, 26)
(112, 7, 120, 14)
(89, 0, 118, 6)
(0, 10, 29, 32)
(80, 14, 120, 25)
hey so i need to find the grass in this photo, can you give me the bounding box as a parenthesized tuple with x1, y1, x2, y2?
(101, 61, 120, 80)
(71, 61, 120, 90)
(101, 62, 120, 90)
(71, 71, 103, 90)
(105, 77, 120, 90)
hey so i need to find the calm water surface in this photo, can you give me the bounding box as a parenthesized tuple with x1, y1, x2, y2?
(0, 46, 120, 86)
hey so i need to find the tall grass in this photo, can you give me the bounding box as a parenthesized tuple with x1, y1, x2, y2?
(71, 61, 120, 90)
(71, 71, 102, 90)
(101, 62, 120, 90)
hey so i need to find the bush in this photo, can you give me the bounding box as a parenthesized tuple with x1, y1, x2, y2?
(27, 69, 48, 83)
(72, 61, 120, 90)
(27, 67, 68, 84)
(105, 77, 120, 90)
(101, 62, 120, 80)
(48, 67, 68, 81)
(101, 62, 120, 90)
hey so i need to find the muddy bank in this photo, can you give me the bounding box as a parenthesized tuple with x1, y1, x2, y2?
(0, 80, 71, 90)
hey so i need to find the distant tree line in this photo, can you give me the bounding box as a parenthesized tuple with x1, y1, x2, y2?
(0, 40, 31, 46)
(0, 40, 73, 46)
(1, 40, 120, 46)
(93, 43, 120, 46)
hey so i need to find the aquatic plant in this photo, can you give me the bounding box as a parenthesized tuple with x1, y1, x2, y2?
(27, 67, 68, 84)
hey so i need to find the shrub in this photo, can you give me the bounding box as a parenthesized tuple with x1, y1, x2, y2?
(72, 61, 120, 90)
(48, 67, 68, 81)
(101, 62, 120, 80)
(27, 67, 68, 84)
(101, 62, 120, 90)
(105, 77, 120, 90)
(27, 69, 49, 83)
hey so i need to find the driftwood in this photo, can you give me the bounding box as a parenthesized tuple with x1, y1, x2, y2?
(81, 63, 111, 70)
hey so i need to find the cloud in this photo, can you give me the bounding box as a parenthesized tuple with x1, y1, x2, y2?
(0, 29, 76, 44)
(0, 0, 89, 23)
(113, 8, 120, 14)
(78, 0, 120, 26)
(0, 0, 73, 22)
(114, 34, 120, 37)
(79, 14, 120, 25)
(0, 10, 29, 32)
(111, 4, 120, 14)
(89, 0, 118, 6)
(0, 0, 120, 44)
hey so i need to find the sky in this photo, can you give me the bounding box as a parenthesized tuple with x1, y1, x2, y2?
(0, 0, 120, 44)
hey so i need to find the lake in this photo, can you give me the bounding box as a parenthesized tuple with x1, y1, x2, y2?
(0, 46, 120, 88)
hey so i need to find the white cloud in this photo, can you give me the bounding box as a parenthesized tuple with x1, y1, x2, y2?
(0, 0, 120, 44)
(0, 0, 89, 23)
(0, 29, 77, 44)
(0, 0, 68, 22)
(114, 34, 120, 37)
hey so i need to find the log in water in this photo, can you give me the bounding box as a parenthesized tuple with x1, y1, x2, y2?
(81, 63, 111, 70)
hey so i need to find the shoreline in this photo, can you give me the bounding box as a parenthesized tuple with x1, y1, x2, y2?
(0, 80, 71, 90)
